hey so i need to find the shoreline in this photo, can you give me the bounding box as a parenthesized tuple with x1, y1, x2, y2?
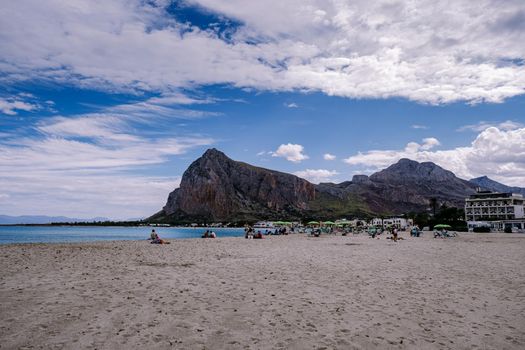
(0, 235, 245, 246)
(1, 228, 524, 246)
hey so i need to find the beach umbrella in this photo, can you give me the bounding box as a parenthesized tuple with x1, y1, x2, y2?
(323, 221, 335, 225)
(273, 221, 286, 225)
(307, 221, 319, 225)
(434, 224, 451, 229)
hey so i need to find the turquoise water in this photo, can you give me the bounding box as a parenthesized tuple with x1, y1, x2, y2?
(0, 226, 245, 244)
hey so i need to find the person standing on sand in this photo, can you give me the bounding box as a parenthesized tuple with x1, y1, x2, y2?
(392, 226, 398, 242)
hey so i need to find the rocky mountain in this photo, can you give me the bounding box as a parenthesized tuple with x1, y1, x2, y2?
(366, 158, 477, 209)
(152, 149, 316, 222)
(469, 176, 525, 196)
(150, 150, 480, 223)
(315, 159, 477, 215)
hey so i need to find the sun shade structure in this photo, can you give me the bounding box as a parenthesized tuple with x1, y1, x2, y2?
(434, 224, 452, 229)
(307, 221, 319, 225)
(323, 221, 335, 225)
(336, 220, 351, 226)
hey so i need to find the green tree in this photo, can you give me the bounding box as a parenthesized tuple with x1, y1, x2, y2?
(414, 212, 430, 227)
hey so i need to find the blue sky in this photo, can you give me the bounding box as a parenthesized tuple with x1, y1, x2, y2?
(0, 0, 524, 219)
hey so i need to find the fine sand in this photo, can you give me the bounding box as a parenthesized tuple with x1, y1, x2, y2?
(1, 232, 524, 349)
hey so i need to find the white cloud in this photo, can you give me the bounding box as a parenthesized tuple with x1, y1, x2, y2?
(420, 137, 441, 150)
(323, 153, 336, 160)
(411, 124, 428, 130)
(37, 115, 140, 142)
(0, 171, 181, 220)
(457, 120, 524, 132)
(107, 102, 221, 119)
(294, 169, 339, 183)
(271, 143, 309, 162)
(343, 127, 525, 186)
(0, 93, 55, 115)
(104, 92, 223, 119)
(147, 92, 215, 106)
(1, 0, 524, 103)
(0, 111, 213, 218)
(7, 112, 214, 171)
(0, 96, 38, 115)
(285, 102, 299, 108)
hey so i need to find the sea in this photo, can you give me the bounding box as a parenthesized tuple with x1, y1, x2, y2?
(0, 226, 246, 244)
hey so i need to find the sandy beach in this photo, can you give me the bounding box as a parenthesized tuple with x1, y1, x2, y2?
(1, 232, 524, 349)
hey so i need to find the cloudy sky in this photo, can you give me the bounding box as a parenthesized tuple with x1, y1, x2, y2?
(1, 0, 524, 219)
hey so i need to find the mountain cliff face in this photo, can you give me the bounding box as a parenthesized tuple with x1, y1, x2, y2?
(151, 150, 480, 223)
(314, 159, 477, 215)
(367, 158, 477, 209)
(469, 176, 525, 196)
(157, 149, 316, 222)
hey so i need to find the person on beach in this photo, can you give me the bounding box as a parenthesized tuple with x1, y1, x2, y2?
(210, 230, 217, 238)
(392, 226, 398, 242)
(150, 229, 158, 240)
(202, 230, 210, 238)
(150, 230, 170, 244)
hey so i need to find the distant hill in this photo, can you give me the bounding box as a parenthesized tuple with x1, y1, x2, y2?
(150, 149, 481, 223)
(318, 158, 478, 214)
(0, 215, 110, 225)
(469, 176, 525, 196)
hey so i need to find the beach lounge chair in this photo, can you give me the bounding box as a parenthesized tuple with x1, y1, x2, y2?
(434, 229, 457, 238)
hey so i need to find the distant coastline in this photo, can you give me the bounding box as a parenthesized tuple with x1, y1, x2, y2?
(0, 221, 144, 227)
(0, 221, 245, 228)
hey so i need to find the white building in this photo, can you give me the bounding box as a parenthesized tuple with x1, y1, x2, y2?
(465, 192, 524, 221)
(371, 218, 383, 226)
(465, 191, 525, 232)
(370, 217, 413, 229)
